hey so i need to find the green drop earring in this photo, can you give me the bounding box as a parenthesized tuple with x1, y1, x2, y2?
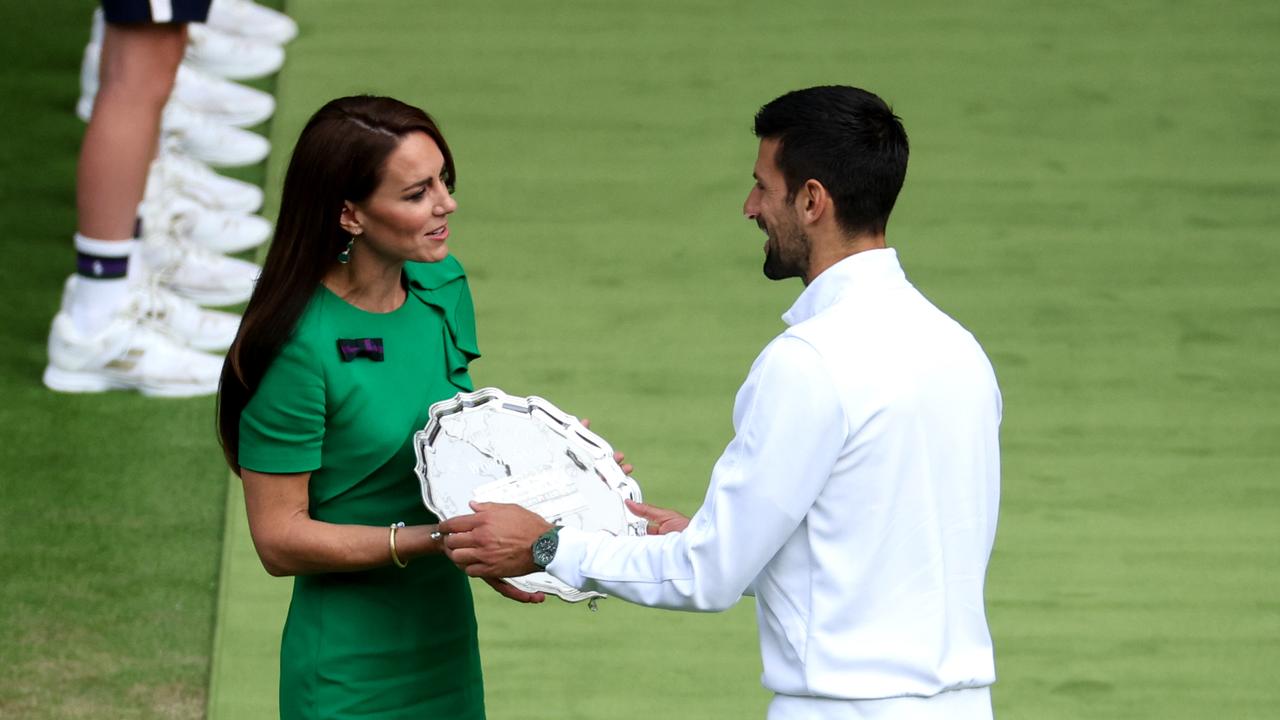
(338, 235, 354, 264)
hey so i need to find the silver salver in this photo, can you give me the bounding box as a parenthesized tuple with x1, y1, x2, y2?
(413, 388, 645, 603)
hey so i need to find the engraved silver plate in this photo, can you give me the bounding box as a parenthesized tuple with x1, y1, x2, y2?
(413, 388, 645, 603)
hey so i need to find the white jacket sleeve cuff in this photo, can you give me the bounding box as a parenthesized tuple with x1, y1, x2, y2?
(546, 526, 592, 590)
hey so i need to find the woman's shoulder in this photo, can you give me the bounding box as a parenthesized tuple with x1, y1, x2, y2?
(274, 287, 333, 358)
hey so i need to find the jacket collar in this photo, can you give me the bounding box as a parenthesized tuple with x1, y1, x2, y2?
(781, 248, 908, 327)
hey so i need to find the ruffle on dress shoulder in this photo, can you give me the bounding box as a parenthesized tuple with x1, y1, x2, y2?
(405, 257, 480, 391)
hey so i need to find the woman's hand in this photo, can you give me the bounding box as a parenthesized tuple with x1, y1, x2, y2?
(613, 451, 634, 475)
(625, 499, 690, 535)
(580, 417, 635, 475)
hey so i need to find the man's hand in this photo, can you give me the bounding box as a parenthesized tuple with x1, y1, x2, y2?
(625, 499, 690, 535)
(481, 576, 546, 604)
(439, 502, 553, 578)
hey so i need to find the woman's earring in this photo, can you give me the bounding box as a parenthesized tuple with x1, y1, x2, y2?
(338, 235, 354, 264)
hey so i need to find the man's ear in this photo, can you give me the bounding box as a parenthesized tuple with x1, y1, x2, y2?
(798, 179, 829, 226)
(339, 201, 363, 236)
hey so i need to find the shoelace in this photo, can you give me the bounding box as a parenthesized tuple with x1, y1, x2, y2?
(140, 196, 184, 241)
(141, 219, 219, 283)
(160, 204, 197, 239)
(134, 281, 181, 338)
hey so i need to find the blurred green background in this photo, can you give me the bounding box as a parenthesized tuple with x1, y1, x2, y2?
(2, 1, 1278, 718)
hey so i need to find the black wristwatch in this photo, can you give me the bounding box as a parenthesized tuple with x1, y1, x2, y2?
(531, 526, 561, 569)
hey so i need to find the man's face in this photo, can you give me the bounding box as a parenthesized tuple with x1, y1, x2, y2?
(743, 138, 808, 281)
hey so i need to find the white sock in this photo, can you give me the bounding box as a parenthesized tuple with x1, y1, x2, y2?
(68, 233, 136, 336)
(127, 206, 154, 285)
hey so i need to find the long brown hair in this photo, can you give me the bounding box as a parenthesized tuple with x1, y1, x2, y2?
(216, 95, 456, 472)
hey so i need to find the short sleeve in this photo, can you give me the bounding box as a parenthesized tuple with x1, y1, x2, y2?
(238, 338, 326, 474)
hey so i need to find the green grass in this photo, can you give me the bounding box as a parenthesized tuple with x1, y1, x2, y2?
(5, 0, 1280, 718)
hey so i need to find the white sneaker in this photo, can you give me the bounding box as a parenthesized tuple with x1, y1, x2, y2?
(129, 281, 240, 351)
(138, 232, 260, 307)
(76, 94, 271, 168)
(205, 0, 299, 46)
(44, 309, 225, 397)
(173, 64, 275, 127)
(81, 42, 276, 128)
(59, 274, 240, 352)
(149, 144, 264, 214)
(162, 103, 270, 167)
(142, 196, 271, 255)
(186, 23, 285, 80)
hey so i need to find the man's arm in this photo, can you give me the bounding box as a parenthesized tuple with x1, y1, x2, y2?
(442, 336, 846, 611)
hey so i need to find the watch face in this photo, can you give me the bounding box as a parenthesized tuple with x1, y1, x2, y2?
(532, 534, 558, 568)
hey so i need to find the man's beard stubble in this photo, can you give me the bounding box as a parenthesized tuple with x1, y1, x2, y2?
(762, 221, 810, 281)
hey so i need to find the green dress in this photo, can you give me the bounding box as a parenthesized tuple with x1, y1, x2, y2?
(238, 256, 485, 720)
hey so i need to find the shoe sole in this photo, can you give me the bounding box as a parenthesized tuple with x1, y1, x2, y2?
(43, 365, 218, 398)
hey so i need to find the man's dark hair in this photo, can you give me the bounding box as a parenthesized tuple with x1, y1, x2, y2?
(754, 86, 909, 237)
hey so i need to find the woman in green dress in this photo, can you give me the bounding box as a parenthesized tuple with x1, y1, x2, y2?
(216, 95, 544, 719)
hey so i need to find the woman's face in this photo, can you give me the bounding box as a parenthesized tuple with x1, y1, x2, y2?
(342, 131, 457, 264)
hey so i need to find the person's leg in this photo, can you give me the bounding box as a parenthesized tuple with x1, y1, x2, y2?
(46, 14, 232, 397)
(67, 21, 186, 335)
(77, 22, 186, 241)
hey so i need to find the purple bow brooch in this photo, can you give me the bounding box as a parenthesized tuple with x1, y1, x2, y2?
(337, 338, 384, 362)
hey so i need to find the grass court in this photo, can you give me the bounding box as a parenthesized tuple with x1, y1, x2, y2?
(1, 1, 1278, 718)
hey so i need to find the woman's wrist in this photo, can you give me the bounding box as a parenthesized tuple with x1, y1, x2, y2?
(388, 522, 408, 568)
(390, 524, 443, 565)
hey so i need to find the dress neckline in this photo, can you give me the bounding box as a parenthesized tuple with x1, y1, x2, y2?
(319, 274, 411, 316)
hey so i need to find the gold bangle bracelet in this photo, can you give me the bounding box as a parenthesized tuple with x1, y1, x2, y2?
(389, 522, 408, 568)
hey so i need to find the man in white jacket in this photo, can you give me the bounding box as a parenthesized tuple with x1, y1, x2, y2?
(440, 85, 1003, 720)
